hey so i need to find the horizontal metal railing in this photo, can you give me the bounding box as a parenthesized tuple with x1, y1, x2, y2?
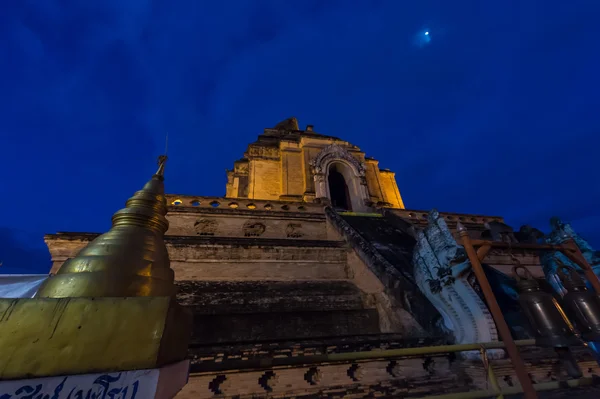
(192, 339, 535, 373)
(191, 338, 599, 398)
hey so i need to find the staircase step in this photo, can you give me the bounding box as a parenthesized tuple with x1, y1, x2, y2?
(177, 280, 367, 314)
(190, 309, 380, 344)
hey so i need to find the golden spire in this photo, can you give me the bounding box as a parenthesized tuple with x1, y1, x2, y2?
(37, 155, 176, 298)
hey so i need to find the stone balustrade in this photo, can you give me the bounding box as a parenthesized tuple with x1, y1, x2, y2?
(176, 341, 600, 399)
(388, 208, 504, 225)
(165, 195, 504, 226)
(179, 356, 457, 398)
(165, 195, 323, 214)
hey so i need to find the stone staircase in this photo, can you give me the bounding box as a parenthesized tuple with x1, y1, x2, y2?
(44, 230, 383, 346)
(324, 209, 447, 336)
(177, 280, 379, 344)
(168, 235, 381, 344)
(167, 236, 349, 281)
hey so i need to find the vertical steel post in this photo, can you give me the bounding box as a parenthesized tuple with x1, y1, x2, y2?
(560, 239, 600, 294)
(458, 223, 538, 399)
(480, 347, 504, 399)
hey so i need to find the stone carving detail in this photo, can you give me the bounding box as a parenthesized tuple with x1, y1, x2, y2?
(314, 173, 325, 183)
(286, 223, 304, 238)
(304, 367, 322, 385)
(541, 217, 600, 296)
(209, 375, 230, 395)
(258, 371, 279, 392)
(413, 209, 503, 359)
(194, 219, 217, 236)
(234, 163, 248, 174)
(515, 225, 545, 244)
(310, 144, 366, 176)
(243, 220, 266, 237)
(347, 363, 365, 381)
(247, 145, 280, 159)
(481, 221, 518, 243)
(310, 144, 370, 210)
(386, 360, 402, 377)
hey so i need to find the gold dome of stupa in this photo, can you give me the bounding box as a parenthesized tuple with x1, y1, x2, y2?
(36, 155, 176, 298)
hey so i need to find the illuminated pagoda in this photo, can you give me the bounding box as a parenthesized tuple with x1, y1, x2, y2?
(35, 117, 600, 398)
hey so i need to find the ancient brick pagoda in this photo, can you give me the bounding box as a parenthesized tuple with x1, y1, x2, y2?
(44, 117, 600, 398)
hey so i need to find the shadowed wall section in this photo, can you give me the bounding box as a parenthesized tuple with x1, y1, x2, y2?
(177, 280, 380, 344)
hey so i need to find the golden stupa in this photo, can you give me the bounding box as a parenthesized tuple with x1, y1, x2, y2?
(0, 155, 192, 380)
(37, 155, 175, 298)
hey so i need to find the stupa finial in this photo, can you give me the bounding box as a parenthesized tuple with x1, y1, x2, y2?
(155, 154, 168, 178)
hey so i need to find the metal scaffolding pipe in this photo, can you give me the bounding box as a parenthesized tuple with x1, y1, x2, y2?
(458, 224, 538, 399)
(323, 339, 535, 362)
(561, 238, 600, 294)
(192, 339, 538, 374)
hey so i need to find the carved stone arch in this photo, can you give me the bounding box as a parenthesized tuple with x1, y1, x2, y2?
(310, 144, 366, 176)
(310, 144, 370, 212)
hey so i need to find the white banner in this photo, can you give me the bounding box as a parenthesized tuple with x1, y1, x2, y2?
(0, 368, 159, 399)
(0, 274, 49, 298)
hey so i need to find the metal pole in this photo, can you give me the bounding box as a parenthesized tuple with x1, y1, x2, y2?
(193, 339, 537, 373)
(560, 239, 600, 294)
(481, 346, 504, 399)
(457, 223, 538, 399)
(476, 244, 492, 262)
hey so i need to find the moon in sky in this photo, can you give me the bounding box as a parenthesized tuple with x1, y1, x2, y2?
(413, 29, 432, 48)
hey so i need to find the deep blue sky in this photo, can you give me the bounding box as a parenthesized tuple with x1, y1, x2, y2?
(1, 1, 599, 274)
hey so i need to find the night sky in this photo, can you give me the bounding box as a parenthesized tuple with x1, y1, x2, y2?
(1, 1, 599, 274)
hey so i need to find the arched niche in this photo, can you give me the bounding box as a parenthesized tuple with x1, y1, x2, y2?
(311, 144, 370, 212)
(327, 162, 353, 211)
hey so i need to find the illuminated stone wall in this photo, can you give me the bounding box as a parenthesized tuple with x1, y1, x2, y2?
(42, 116, 595, 399)
(224, 118, 405, 209)
(379, 169, 404, 208)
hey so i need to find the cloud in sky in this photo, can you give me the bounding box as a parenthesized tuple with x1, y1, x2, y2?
(1, 0, 599, 272)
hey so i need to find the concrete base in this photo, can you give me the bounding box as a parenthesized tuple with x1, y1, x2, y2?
(0, 360, 189, 399)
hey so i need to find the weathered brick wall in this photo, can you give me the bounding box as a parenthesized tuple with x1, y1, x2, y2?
(45, 234, 90, 274)
(249, 159, 281, 200)
(178, 280, 379, 344)
(364, 158, 384, 203)
(379, 169, 404, 208)
(45, 233, 350, 281)
(177, 281, 369, 314)
(190, 309, 380, 344)
(169, 240, 349, 281)
(222, 126, 406, 209)
(166, 213, 327, 240)
(281, 143, 305, 198)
